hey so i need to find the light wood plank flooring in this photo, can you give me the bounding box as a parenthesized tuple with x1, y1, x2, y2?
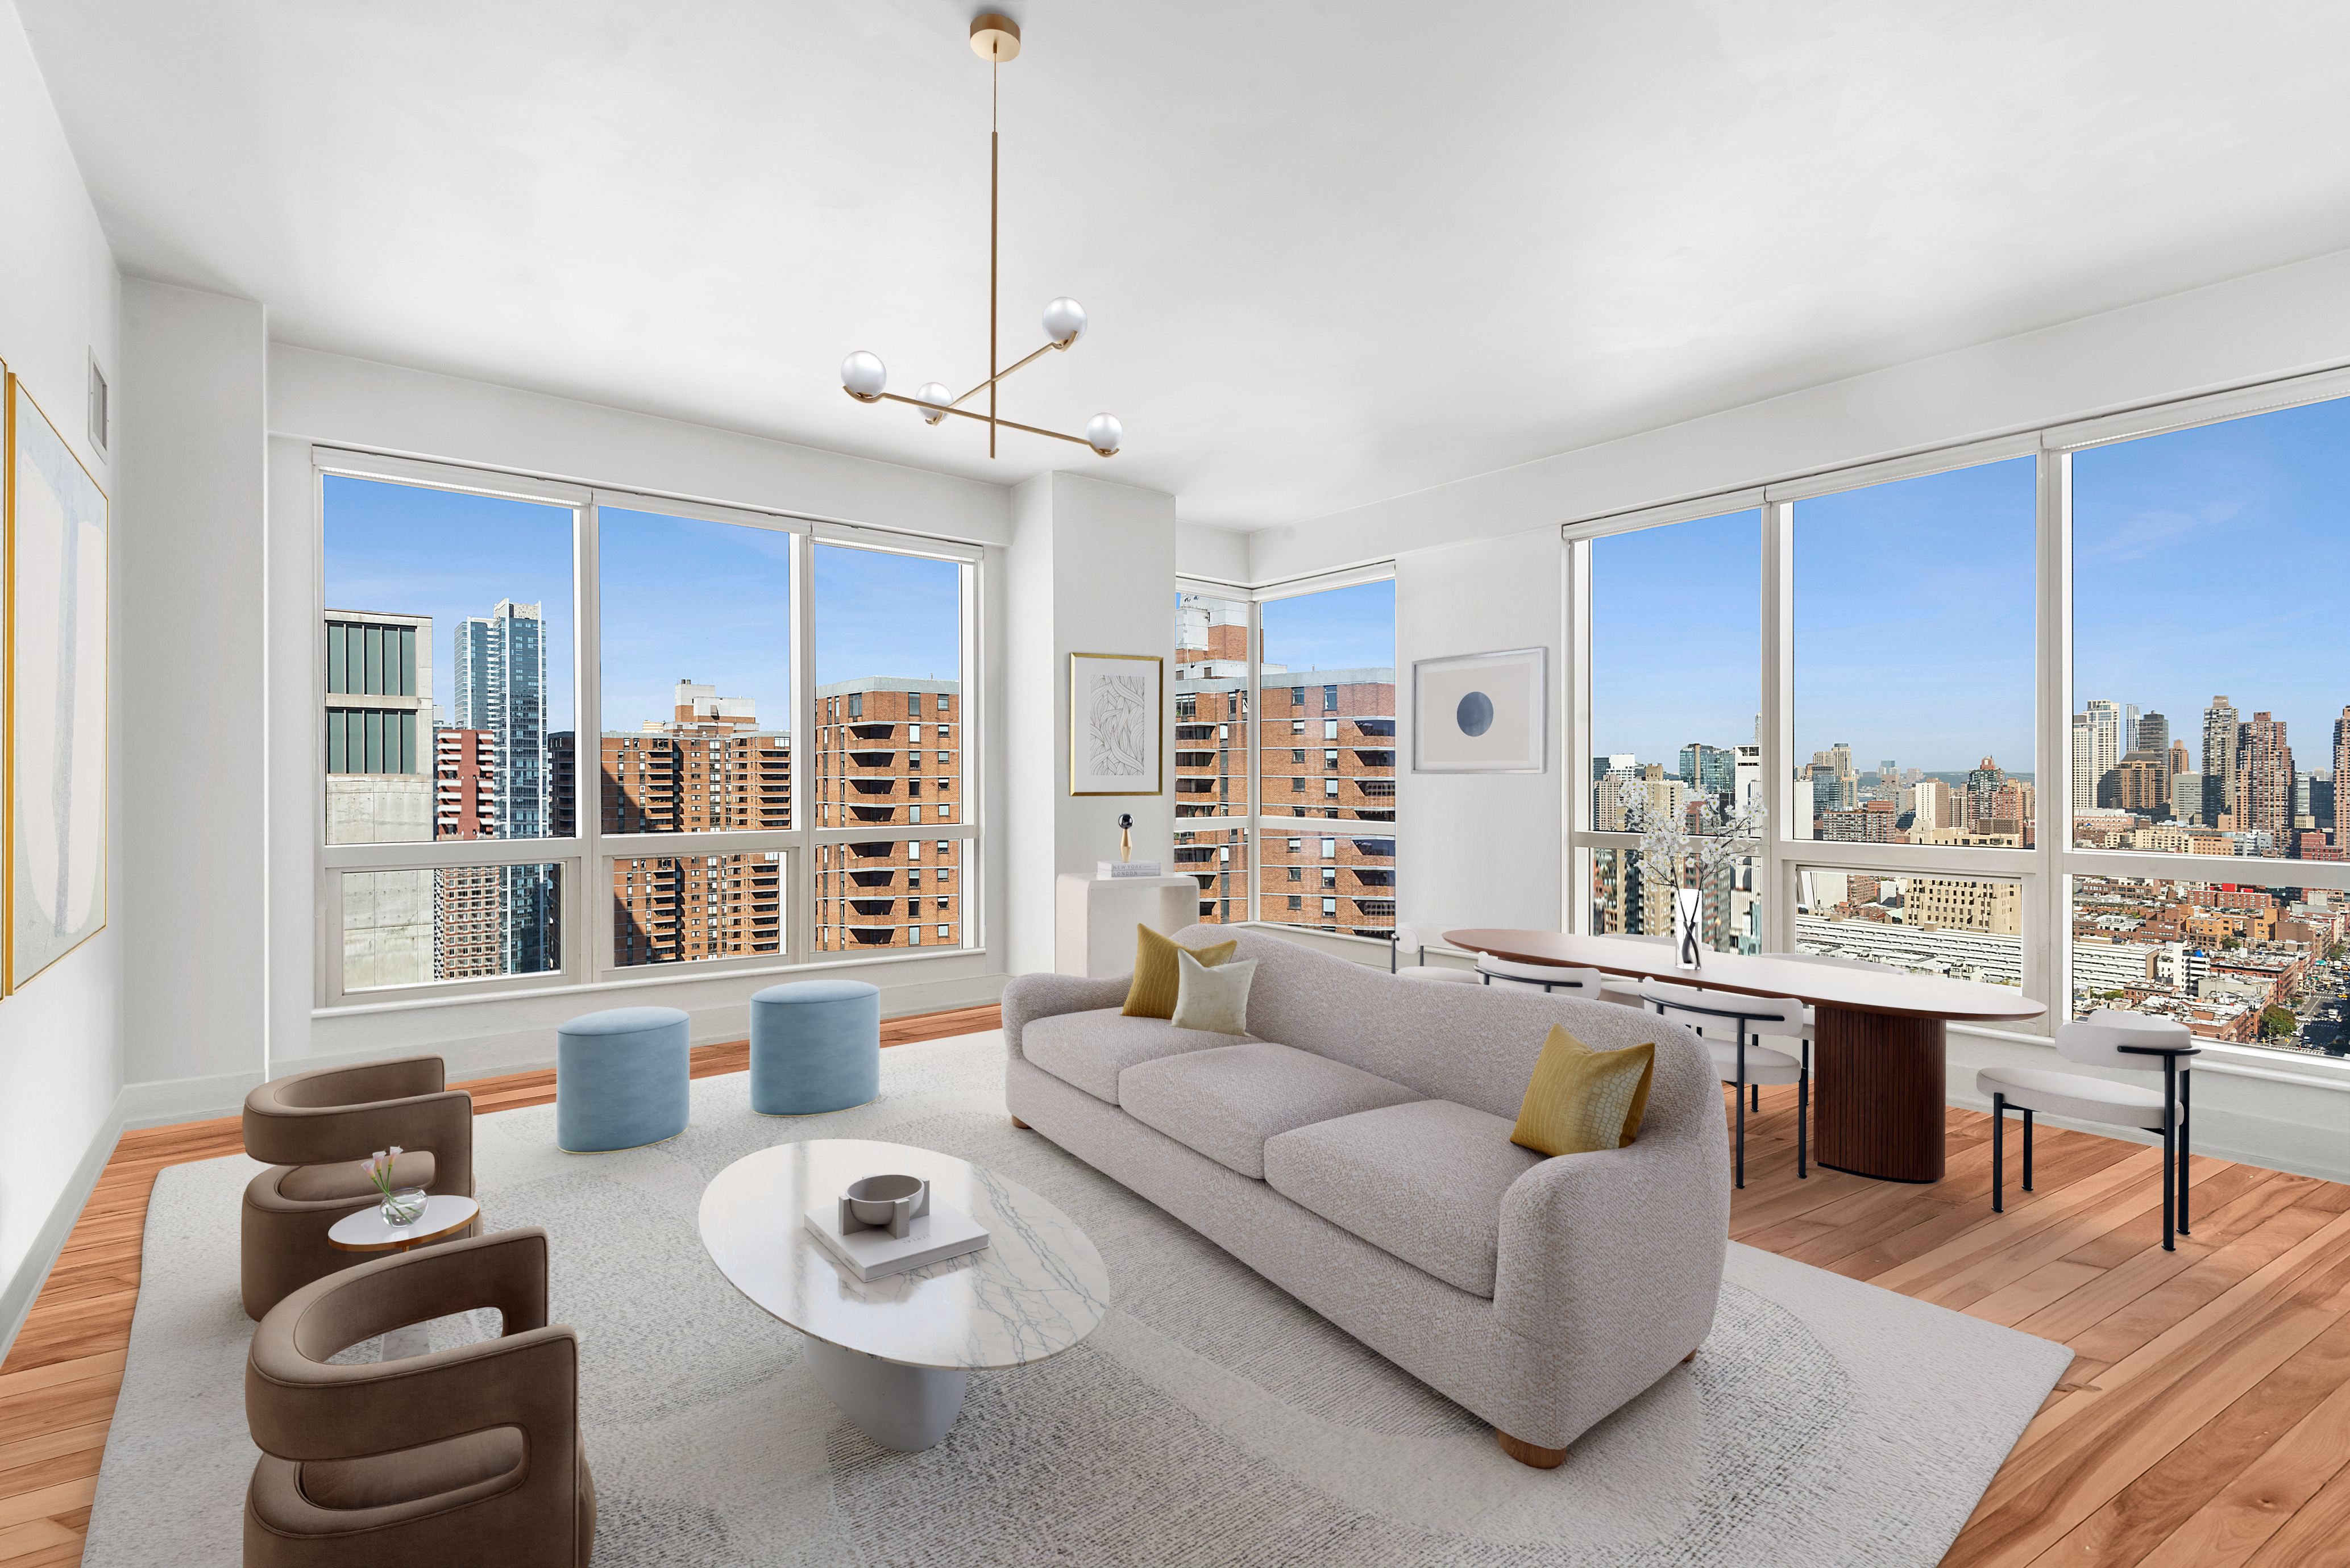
(3, 1019, 2344, 1567)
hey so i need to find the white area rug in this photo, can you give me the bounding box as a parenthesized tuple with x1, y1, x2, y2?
(83, 1032, 2070, 1567)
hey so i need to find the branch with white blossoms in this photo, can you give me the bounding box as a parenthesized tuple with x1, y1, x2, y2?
(1621, 795, 1767, 889)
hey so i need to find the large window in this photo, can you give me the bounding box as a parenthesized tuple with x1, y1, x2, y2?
(1259, 581, 1397, 937)
(810, 544, 966, 953)
(2073, 399, 2350, 859)
(317, 460, 977, 1002)
(1793, 457, 2037, 849)
(1562, 375, 2350, 1061)
(1587, 508, 1761, 954)
(1168, 576, 1398, 934)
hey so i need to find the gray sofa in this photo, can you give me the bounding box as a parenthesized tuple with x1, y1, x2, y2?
(1002, 925, 1731, 1465)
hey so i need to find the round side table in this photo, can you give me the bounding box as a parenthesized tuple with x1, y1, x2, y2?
(327, 1194, 480, 1254)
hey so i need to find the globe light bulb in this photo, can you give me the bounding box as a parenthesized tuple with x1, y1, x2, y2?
(1085, 412, 1122, 456)
(1042, 297, 1088, 346)
(840, 350, 887, 401)
(914, 382, 953, 426)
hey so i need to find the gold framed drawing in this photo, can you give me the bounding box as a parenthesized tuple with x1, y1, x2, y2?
(1068, 652, 1162, 796)
(6, 371, 110, 993)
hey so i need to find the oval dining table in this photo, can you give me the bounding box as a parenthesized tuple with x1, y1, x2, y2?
(1443, 929, 2048, 1183)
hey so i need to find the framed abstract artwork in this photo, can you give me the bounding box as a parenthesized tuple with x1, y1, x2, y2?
(1411, 646, 1546, 773)
(7, 372, 109, 992)
(1068, 652, 1162, 796)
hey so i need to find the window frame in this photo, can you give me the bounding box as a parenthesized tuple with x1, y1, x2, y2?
(1173, 569, 1400, 937)
(312, 449, 984, 1010)
(1564, 367, 2350, 1064)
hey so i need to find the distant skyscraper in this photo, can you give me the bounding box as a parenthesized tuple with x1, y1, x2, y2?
(2202, 696, 2240, 825)
(2237, 711, 2294, 835)
(454, 598, 553, 973)
(2335, 708, 2350, 846)
(455, 599, 550, 838)
(1966, 756, 2008, 827)
(2083, 700, 2123, 801)
(2136, 712, 2169, 754)
(2070, 713, 2096, 813)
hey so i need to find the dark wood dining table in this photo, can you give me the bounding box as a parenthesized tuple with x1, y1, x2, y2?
(1443, 929, 2048, 1183)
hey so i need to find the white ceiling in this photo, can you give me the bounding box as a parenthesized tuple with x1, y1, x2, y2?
(20, 0, 2350, 530)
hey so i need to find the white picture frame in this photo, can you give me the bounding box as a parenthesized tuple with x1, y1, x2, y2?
(1411, 646, 1546, 773)
(1068, 652, 1162, 796)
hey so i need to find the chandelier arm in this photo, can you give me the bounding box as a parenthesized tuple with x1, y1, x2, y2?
(949, 338, 1068, 408)
(875, 392, 1095, 448)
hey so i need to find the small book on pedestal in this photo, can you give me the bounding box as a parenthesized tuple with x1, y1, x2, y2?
(803, 1200, 991, 1283)
(1098, 861, 1165, 879)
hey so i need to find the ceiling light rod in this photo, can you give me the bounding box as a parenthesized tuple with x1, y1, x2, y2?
(838, 13, 1122, 459)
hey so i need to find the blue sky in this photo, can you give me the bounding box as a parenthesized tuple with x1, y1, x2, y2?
(1260, 579, 1395, 673)
(2074, 398, 2350, 775)
(325, 479, 962, 736)
(1595, 460, 2040, 776)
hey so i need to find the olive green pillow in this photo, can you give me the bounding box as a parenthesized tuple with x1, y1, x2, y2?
(1122, 925, 1240, 1019)
(1510, 1026, 1655, 1156)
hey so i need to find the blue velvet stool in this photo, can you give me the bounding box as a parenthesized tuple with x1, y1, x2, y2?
(750, 980, 882, 1116)
(556, 1005, 691, 1153)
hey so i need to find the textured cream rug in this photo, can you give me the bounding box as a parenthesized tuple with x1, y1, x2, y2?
(83, 1031, 2068, 1567)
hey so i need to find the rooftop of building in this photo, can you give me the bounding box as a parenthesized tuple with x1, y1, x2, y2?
(815, 677, 962, 697)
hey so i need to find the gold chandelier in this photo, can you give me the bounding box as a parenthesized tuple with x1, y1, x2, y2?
(838, 13, 1122, 459)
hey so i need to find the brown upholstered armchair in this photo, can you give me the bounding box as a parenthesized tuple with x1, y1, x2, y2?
(244, 1226, 595, 1567)
(242, 1057, 476, 1319)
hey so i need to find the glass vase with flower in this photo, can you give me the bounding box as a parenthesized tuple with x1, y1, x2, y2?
(361, 1147, 426, 1227)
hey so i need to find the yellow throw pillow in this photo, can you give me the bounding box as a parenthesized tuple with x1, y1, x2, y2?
(1122, 926, 1241, 1019)
(1510, 1026, 1656, 1156)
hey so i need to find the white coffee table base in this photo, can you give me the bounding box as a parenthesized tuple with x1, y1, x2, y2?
(804, 1334, 970, 1452)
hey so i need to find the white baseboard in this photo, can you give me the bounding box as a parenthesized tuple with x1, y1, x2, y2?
(118, 1068, 268, 1131)
(0, 1091, 126, 1367)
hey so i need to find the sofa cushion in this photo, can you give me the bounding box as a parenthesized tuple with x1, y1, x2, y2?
(1510, 1026, 1655, 1156)
(1024, 1008, 1250, 1105)
(1264, 1100, 1542, 1297)
(1122, 926, 1241, 1019)
(1118, 1042, 1422, 1180)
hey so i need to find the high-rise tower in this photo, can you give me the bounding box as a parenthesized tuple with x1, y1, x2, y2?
(2238, 711, 2294, 836)
(2334, 706, 2350, 846)
(453, 598, 553, 974)
(2201, 696, 2240, 826)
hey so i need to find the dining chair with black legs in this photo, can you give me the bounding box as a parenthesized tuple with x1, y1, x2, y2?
(1640, 980, 1812, 1189)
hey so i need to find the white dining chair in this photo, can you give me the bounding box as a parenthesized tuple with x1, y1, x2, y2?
(1475, 955, 1609, 997)
(1593, 934, 1674, 1008)
(1640, 979, 1812, 1188)
(1389, 922, 1480, 983)
(1977, 1009, 2198, 1249)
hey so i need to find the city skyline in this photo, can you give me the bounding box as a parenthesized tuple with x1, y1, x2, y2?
(327, 479, 965, 743)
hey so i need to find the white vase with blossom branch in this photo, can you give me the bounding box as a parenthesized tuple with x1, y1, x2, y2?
(1622, 796, 1766, 970)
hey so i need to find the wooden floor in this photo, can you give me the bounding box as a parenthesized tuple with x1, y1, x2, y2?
(1, 1013, 2344, 1566)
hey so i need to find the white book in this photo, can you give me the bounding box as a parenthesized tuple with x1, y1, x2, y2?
(803, 1198, 991, 1283)
(1097, 860, 1165, 879)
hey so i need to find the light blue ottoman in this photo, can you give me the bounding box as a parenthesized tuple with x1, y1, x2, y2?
(557, 1005, 691, 1153)
(750, 980, 881, 1116)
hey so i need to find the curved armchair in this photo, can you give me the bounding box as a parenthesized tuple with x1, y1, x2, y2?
(242, 1057, 475, 1319)
(244, 1227, 593, 1567)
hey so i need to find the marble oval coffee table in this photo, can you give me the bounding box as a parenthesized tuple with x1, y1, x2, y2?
(700, 1138, 1110, 1451)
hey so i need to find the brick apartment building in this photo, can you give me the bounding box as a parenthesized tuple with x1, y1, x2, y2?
(1172, 596, 1397, 937)
(583, 680, 795, 967)
(811, 678, 964, 951)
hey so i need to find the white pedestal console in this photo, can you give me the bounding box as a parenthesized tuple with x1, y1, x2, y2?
(1054, 872, 1201, 978)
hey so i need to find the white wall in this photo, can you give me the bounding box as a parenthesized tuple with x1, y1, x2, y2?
(118, 282, 268, 1120)
(1003, 472, 1180, 974)
(1174, 520, 1249, 585)
(1393, 527, 1567, 935)
(0, 0, 123, 1354)
(271, 347, 1012, 547)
